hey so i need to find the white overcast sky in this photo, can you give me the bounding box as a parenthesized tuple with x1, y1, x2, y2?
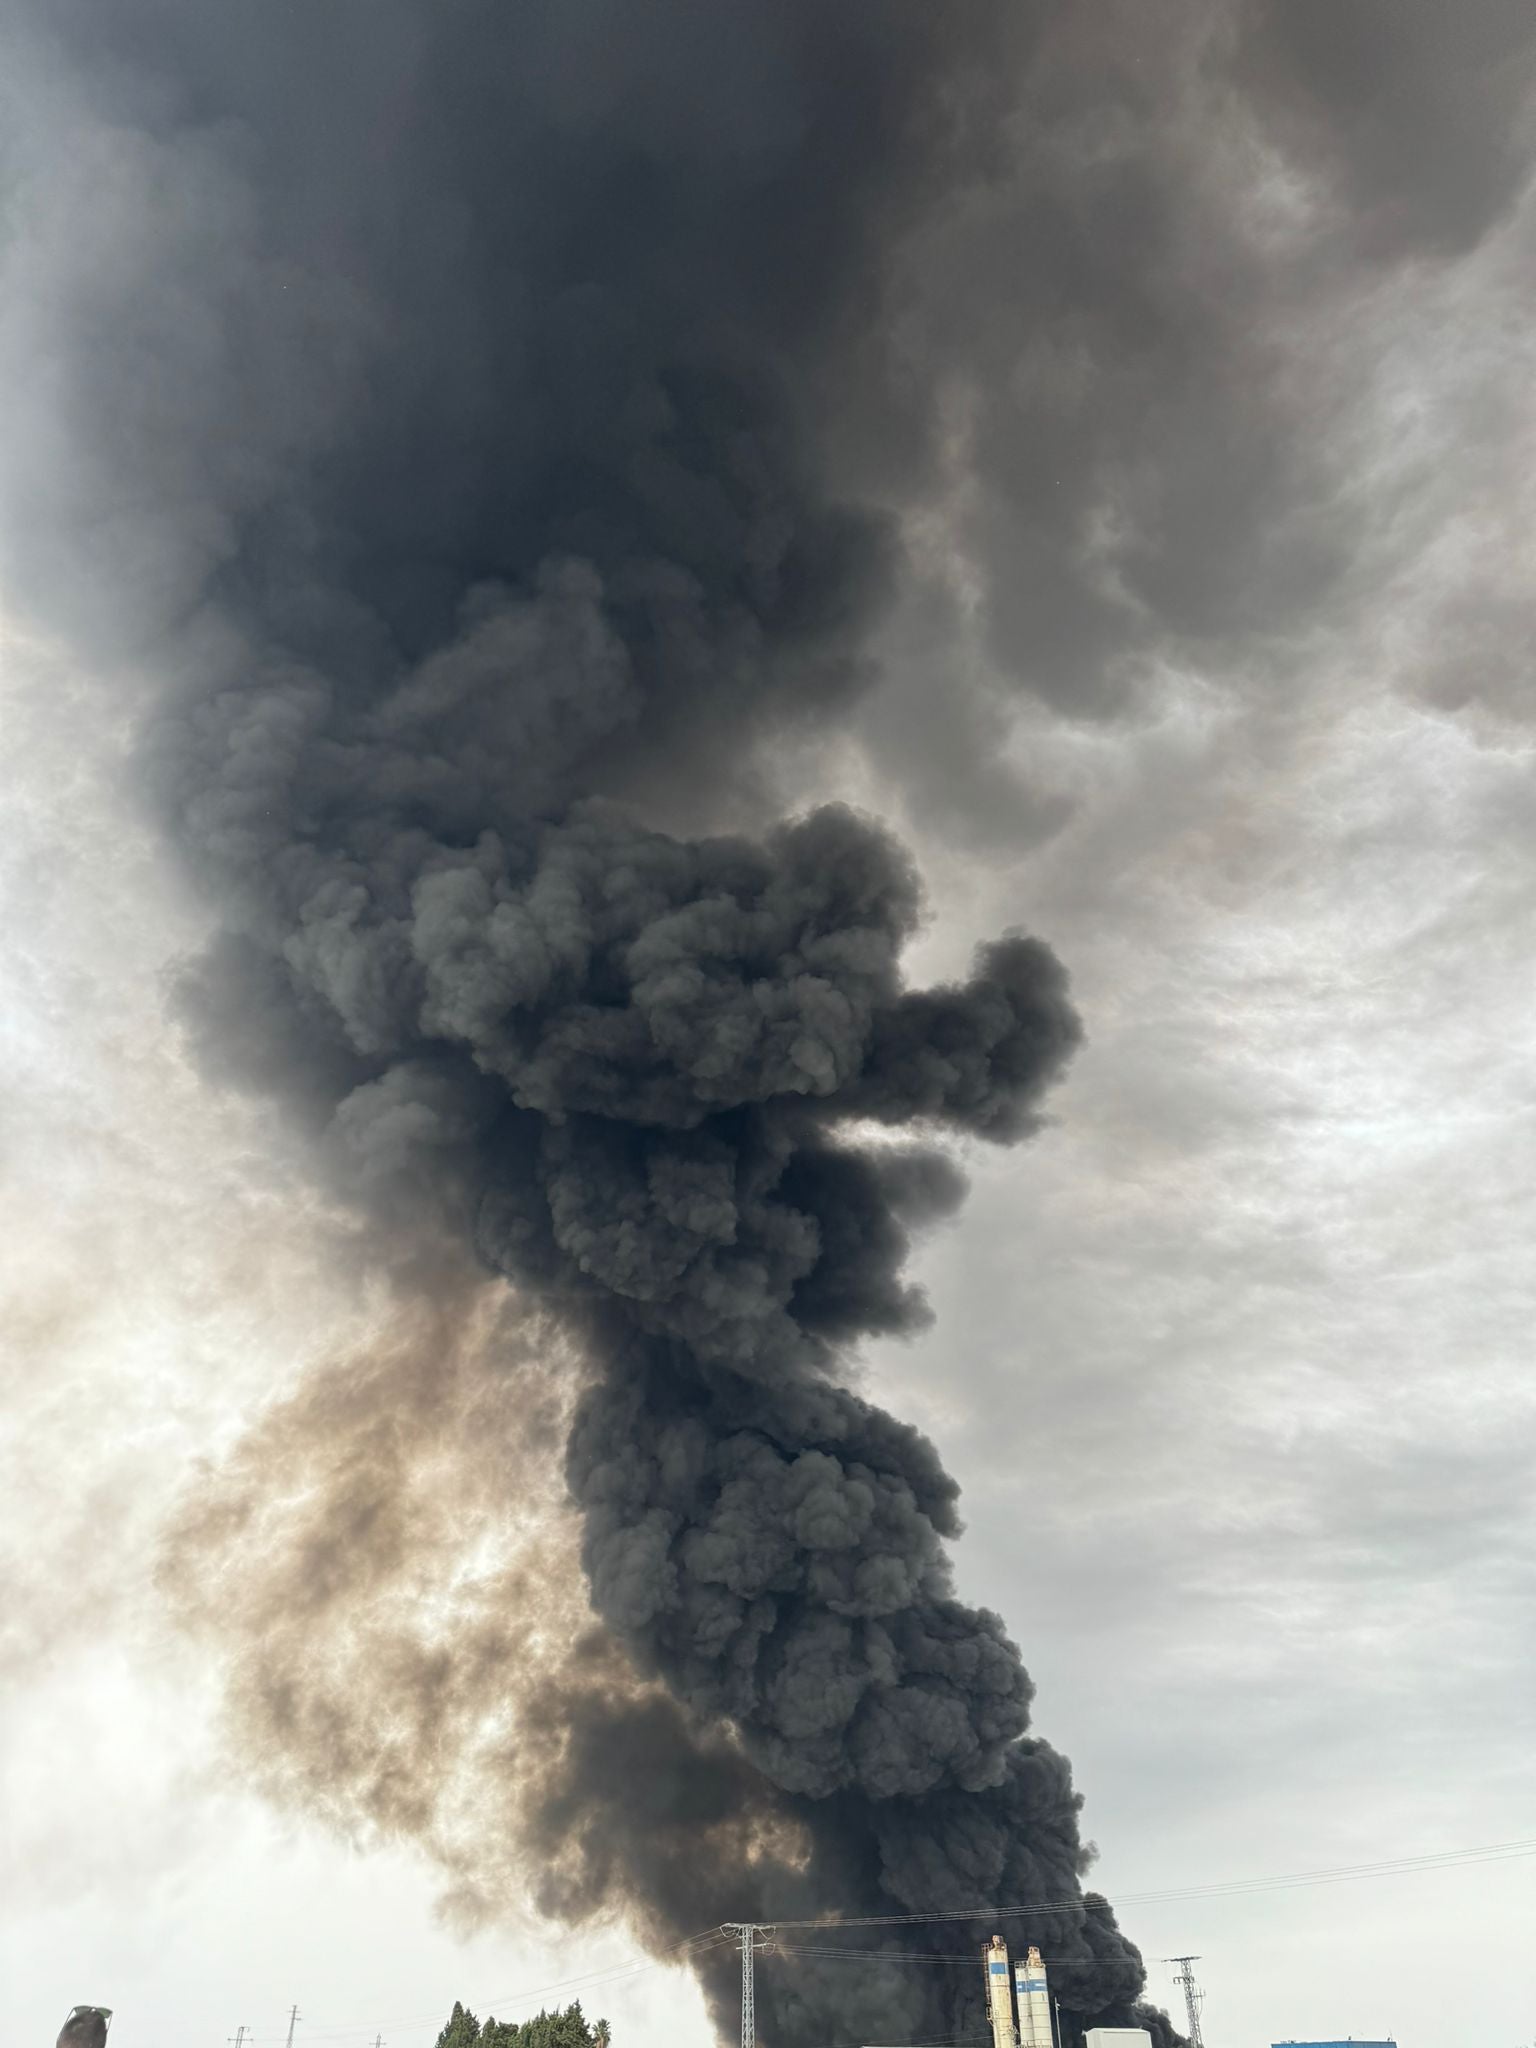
(4, 7, 1536, 2048)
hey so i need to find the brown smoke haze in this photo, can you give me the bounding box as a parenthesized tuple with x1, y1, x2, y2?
(161, 1286, 580, 1885)
(159, 1284, 820, 2037)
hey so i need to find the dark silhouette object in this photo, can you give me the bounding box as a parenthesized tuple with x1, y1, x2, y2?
(57, 2012, 112, 2048)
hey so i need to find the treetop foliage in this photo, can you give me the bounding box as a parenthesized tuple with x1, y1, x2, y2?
(434, 1998, 612, 2048)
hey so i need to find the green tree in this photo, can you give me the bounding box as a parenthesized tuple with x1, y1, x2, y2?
(432, 1999, 610, 2048)
(434, 2002, 481, 2048)
(520, 2002, 599, 2048)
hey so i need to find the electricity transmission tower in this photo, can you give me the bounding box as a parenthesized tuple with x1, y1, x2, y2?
(1166, 1957, 1206, 2048)
(283, 2007, 302, 2048)
(721, 1923, 775, 2048)
(229, 2032, 249, 2048)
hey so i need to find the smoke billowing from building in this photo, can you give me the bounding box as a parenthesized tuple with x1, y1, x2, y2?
(4, 2, 1535, 2041)
(4, 4, 1166, 2038)
(104, 7, 1154, 2032)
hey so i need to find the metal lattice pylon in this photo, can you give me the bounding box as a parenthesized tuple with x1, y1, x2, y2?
(1166, 1956, 1206, 2048)
(722, 1923, 774, 2048)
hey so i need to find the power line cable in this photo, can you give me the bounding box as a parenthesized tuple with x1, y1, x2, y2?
(769, 1832, 1536, 1930)
(775, 1945, 1123, 1966)
(297, 1926, 731, 2041)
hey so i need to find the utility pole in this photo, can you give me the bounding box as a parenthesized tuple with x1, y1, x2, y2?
(229, 2032, 249, 2048)
(721, 1923, 774, 2048)
(283, 2007, 301, 2048)
(1166, 1958, 1205, 2048)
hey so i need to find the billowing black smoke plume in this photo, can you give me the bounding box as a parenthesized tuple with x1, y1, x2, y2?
(4, 2, 1184, 2041)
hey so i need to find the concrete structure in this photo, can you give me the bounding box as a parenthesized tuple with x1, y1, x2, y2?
(1084, 2030, 1152, 2048)
(984, 1936, 1017, 2048)
(1014, 1944, 1052, 2048)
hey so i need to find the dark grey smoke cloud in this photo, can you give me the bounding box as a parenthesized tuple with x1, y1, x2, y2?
(4, 5, 1159, 2039)
(9, 0, 1534, 2043)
